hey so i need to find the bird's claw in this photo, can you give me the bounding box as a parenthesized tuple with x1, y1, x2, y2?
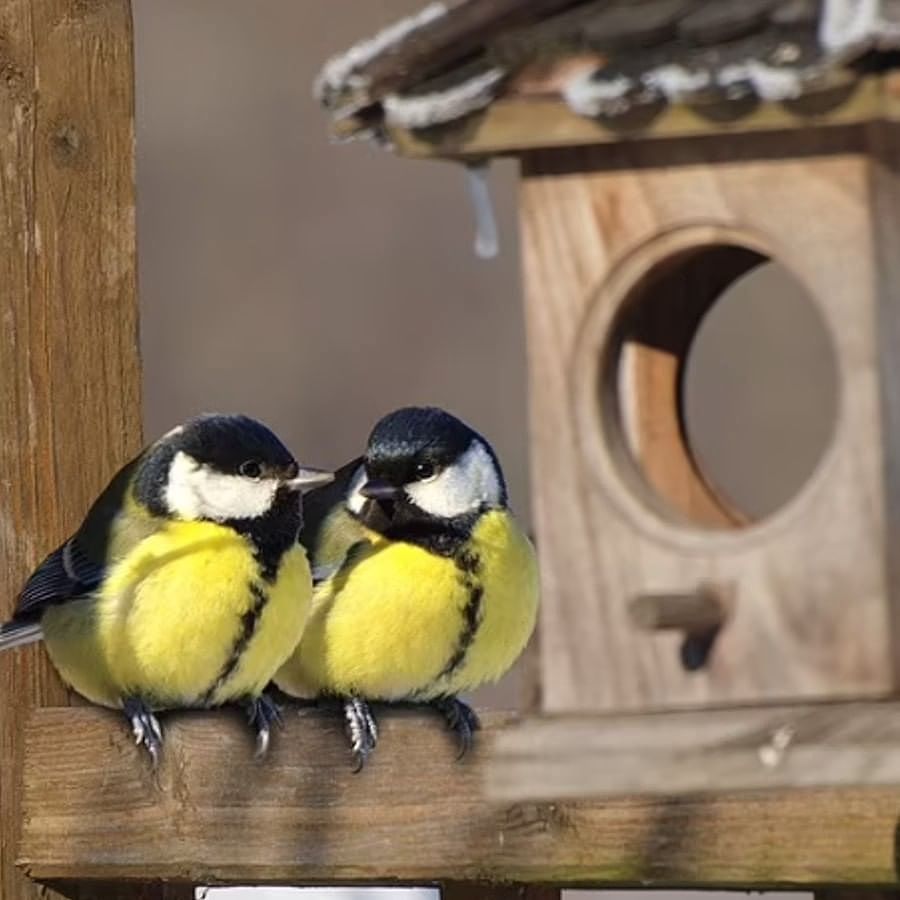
(245, 693, 283, 758)
(434, 696, 481, 759)
(343, 696, 378, 772)
(123, 698, 163, 767)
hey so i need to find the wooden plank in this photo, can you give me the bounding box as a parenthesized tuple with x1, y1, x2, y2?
(487, 702, 900, 802)
(815, 888, 900, 900)
(816, 892, 900, 900)
(868, 127, 900, 700)
(629, 589, 727, 632)
(50, 883, 195, 900)
(375, 75, 892, 159)
(0, 1, 148, 898)
(442, 886, 561, 900)
(19, 706, 900, 888)
(519, 131, 890, 712)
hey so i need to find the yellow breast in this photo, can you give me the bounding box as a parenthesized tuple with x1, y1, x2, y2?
(43, 521, 312, 709)
(276, 509, 539, 702)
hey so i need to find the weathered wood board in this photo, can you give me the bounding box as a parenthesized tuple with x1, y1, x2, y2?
(382, 76, 893, 160)
(18, 706, 900, 889)
(487, 701, 900, 801)
(520, 129, 899, 713)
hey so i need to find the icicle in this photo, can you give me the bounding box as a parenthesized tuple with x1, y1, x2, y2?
(465, 160, 498, 260)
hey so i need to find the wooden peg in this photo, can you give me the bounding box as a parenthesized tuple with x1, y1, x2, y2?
(629, 585, 728, 632)
(629, 584, 732, 671)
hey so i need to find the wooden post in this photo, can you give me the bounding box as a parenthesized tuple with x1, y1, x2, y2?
(0, 1, 186, 898)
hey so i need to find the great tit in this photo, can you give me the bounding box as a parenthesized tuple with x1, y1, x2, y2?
(0, 413, 332, 764)
(275, 406, 539, 768)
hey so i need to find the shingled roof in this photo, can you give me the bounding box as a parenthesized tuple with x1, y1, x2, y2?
(315, 0, 900, 156)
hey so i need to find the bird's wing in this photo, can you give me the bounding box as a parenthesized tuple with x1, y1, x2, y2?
(299, 455, 363, 552)
(15, 538, 106, 616)
(14, 453, 146, 619)
(299, 455, 375, 581)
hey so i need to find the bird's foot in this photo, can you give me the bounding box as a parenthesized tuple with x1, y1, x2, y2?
(432, 696, 481, 759)
(245, 692, 283, 758)
(343, 696, 378, 772)
(123, 697, 163, 767)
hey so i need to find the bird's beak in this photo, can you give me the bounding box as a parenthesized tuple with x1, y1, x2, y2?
(283, 466, 334, 492)
(359, 478, 401, 501)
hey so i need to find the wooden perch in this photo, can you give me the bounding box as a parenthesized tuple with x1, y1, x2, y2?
(487, 701, 900, 803)
(629, 587, 728, 632)
(18, 705, 900, 890)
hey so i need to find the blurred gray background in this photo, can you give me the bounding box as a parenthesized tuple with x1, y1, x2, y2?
(132, 4, 836, 897)
(134, 0, 528, 517)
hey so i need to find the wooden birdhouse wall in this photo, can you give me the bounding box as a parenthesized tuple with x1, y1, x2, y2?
(521, 129, 900, 714)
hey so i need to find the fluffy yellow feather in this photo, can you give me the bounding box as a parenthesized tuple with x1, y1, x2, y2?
(275, 406, 540, 767)
(277, 509, 537, 701)
(44, 522, 311, 709)
(1, 414, 331, 763)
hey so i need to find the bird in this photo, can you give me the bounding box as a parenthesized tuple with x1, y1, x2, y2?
(275, 405, 539, 769)
(0, 413, 332, 764)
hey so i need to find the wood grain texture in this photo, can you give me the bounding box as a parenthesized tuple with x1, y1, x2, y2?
(0, 1, 145, 898)
(610, 242, 760, 527)
(487, 701, 900, 801)
(869, 127, 900, 698)
(18, 706, 900, 888)
(520, 130, 891, 713)
(442, 886, 562, 900)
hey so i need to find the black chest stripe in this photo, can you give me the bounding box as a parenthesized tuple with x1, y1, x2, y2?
(435, 550, 485, 682)
(202, 581, 269, 704)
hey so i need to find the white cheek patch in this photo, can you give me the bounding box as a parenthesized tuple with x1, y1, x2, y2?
(405, 441, 502, 519)
(345, 464, 367, 515)
(165, 451, 278, 522)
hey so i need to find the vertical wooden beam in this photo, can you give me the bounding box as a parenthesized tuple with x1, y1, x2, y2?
(869, 124, 900, 694)
(0, 0, 158, 897)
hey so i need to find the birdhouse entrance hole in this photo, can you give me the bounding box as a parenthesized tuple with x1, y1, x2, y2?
(592, 237, 839, 531)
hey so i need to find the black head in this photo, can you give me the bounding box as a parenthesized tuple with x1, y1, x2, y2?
(134, 413, 331, 525)
(346, 406, 507, 549)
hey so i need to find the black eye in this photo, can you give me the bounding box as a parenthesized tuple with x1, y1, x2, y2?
(239, 460, 262, 479)
(414, 462, 436, 480)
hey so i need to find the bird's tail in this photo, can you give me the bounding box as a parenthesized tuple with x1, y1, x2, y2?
(0, 620, 43, 651)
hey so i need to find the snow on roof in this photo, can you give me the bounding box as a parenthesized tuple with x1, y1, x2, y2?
(315, 0, 900, 146)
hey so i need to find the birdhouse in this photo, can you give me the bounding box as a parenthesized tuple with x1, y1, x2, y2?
(315, 0, 900, 726)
